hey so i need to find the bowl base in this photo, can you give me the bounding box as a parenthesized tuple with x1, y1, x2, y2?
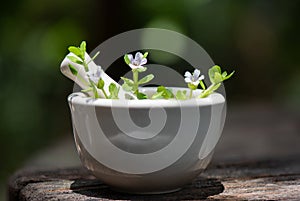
(111, 187, 182, 195)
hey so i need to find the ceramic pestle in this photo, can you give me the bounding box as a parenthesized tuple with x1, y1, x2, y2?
(60, 52, 136, 99)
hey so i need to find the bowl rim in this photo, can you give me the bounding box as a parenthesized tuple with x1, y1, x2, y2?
(68, 87, 225, 108)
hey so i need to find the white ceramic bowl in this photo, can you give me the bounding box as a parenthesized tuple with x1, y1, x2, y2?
(68, 87, 226, 194)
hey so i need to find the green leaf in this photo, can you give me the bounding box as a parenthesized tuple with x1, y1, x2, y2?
(223, 71, 235, 81)
(124, 54, 131, 65)
(175, 90, 187, 100)
(209, 65, 221, 84)
(138, 74, 154, 85)
(67, 55, 83, 64)
(157, 86, 165, 92)
(97, 79, 105, 89)
(68, 64, 78, 76)
(122, 83, 133, 92)
(108, 83, 119, 99)
(155, 86, 174, 99)
(222, 71, 227, 78)
(120, 77, 134, 86)
(151, 91, 164, 99)
(109, 83, 116, 93)
(77, 41, 86, 61)
(68, 41, 86, 61)
(137, 92, 148, 99)
(68, 46, 82, 57)
(211, 83, 221, 92)
(213, 65, 221, 73)
(80, 41, 86, 53)
(136, 67, 147, 72)
(199, 80, 206, 90)
(214, 72, 223, 84)
(164, 88, 174, 99)
(143, 52, 148, 58)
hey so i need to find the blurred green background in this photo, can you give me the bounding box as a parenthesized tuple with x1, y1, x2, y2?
(1, 0, 300, 199)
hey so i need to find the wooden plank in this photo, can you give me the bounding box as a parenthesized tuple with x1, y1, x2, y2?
(8, 158, 300, 201)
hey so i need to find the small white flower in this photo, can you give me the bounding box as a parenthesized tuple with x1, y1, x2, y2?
(127, 52, 147, 70)
(86, 65, 102, 84)
(184, 69, 204, 86)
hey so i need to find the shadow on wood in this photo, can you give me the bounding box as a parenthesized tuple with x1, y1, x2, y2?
(70, 177, 224, 200)
(8, 159, 300, 200)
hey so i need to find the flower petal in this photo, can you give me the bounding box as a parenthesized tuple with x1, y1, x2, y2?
(184, 71, 192, 78)
(193, 69, 200, 79)
(135, 52, 143, 61)
(199, 75, 205, 80)
(140, 58, 147, 65)
(129, 64, 137, 69)
(192, 80, 200, 86)
(184, 77, 192, 83)
(96, 68, 102, 78)
(127, 54, 133, 63)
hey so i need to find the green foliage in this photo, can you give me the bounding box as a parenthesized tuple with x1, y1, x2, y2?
(68, 41, 86, 61)
(121, 77, 134, 92)
(122, 83, 133, 92)
(188, 83, 197, 90)
(143, 52, 149, 58)
(223, 71, 235, 81)
(121, 52, 153, 97)
(138, 74, 154, 84)
(91, 81, 99, 98)
(68, 47, 83, 59)
(66, 43, 235, 101)
(68, 64, 78, 76)
(80, 41, 86, 53)
(175, 90, 188, 100)
(124, 54, 131, 65)
(121, 77, 134, 86)
(137, 92, 148, 99)
(136, 67, 147, 72)
(199, 80, 206, 90)
(67, 55, 83, 64)
(208, 65, 221, 84)
(108, 83, 120, 99)
(209, 65, 235, 84)
(199, 65, 234, 98)
(151, 91, 164, 99)
(97, 79, 105, 89)
(152, 86, 174, 99)
(88, 51, 100, 64)
(68, 41, 111, 98)
(68, 41, 88, 71)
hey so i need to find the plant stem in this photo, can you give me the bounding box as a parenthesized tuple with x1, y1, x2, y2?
(101, 88, 109, 99)
(87, 51, 100, 65)
(82, 61, 89, 72)
(92, 84, 99, 98)
(199, 84, 214, 98)
(189, 89, 193, 99)
(133, 70, 139, 95)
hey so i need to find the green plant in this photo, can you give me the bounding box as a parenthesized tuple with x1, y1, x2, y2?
(67, 41, 119, 99)
(63, 41, 234, 100)
(122, 52, 154, 99)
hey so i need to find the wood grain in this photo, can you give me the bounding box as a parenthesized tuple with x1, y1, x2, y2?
(8, 159, 300, 201)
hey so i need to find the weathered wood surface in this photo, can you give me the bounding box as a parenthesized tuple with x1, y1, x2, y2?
(8, 158, 300, 201)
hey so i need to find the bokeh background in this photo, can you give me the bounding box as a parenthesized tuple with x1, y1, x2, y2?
(1, 0, 300, 200)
